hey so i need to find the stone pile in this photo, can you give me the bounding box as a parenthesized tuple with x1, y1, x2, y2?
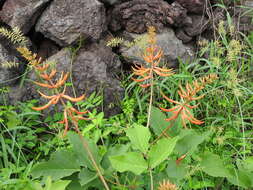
(0, 0, 252, 115)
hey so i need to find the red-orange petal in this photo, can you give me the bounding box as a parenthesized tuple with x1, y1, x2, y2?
(32, 98, 55, 111)
(62, 94, 85, 102)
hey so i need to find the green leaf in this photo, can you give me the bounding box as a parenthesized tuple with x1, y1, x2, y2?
(64, 173, 83, 190)
(148, 137, 178, 169)
(188, 178, 215, 189)
(78, 168, 97, 186)
(243, 157, 253, 172)
(175, 130, 210, 155)
(109, 152, 148, 175)
(102, 144, 130, 171)
(42, 176, 71, 190)
(199, 152, 230, 178)
(125, 124, 150, 154)
(166, 160, 187, 180)
(31, 150, 80, 181)
(6, 112, 21, 128)
(68, 132, 101, 169)
(227, 169, 253, 188)
(150, 107, 181, 137)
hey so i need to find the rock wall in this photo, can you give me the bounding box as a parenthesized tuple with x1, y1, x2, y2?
(0, 0, 252, 115)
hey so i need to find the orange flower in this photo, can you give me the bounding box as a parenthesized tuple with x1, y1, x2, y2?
(17, 45, 91, 137)
(160, 74, 218, 128)
(58, 107, 90, 136)
(34, 72, 69, 89)
(40, 69, 57, 80)
(32, 87, 85, 111)
(160, 92, 204, 128)
(132, 26, 174, 88)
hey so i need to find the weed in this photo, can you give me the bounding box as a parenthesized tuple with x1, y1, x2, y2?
(0, 11, 252, 189)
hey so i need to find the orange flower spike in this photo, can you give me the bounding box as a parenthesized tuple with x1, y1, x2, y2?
(183, 108, 204, 124)
(40, 73, 50, 80)
(165, 111, 180, 122)
(154, 67, 173, 73)
(153, 49, 163, 60)
(143, 54, 153, 63)
(55, 72, 69, 88)
(69, 107, 89, 115)
(73, 116, 91, 121)
(37, 91, 56, 99)
(140, 83, 152, 88)
(186, 83, 193, 94)
(190, 94, 205, 101)
(132, 75, 151, 82)
(131, 26, 174, 88)
(161, 74, 218, 127)
(160, 105, 181, 113)
(32, 98, 56, 111)
(62, 94, 85, 102)
(178, 85, 187, 97)
(185, 103, 200, 109)
(152, 57, 163, 67)
(161, 92, 180, 104)
(40, 69, 57, 80)
(153, 69, 173, 77)
(48, 69, 57, 80)
(35, 63, 50, 72)
(33, 81, 54, 88)
(51, 96, 61, 104)
(132, 64, 149, 73)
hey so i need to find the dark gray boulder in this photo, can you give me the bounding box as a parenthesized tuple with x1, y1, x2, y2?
(175, 0, 206, 14)
(36, 0, 107, 46)
(0, 0, 50, 34)
(183, 15, 209, 37)
(109, 0, 191, 34)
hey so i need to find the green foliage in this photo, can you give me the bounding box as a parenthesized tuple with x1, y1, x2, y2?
(67, 132, 101, 169)
(33, 177, 71, 190)
(0, 10, 253, 189)
(31, 150, 80, 181)
(200, 152, 230, 178)
(125, 124, 151, 154)
(150, 106, 180, 137)
(148, 137, 178, 169)
(110, 152, 148, 175)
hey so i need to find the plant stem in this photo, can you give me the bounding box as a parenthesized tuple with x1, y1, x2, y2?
(146, 76, 154, 128)
(149, 168, 154, 190)
(151, 120, 175, 146)
(74, 125, 110, 190)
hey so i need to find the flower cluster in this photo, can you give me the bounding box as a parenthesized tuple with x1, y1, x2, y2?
(132, 26, 174, 88)
(160, 74, 218, 128)
(17, 46, 89, 136)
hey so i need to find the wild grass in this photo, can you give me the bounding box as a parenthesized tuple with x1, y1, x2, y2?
(0, 8, 253, 190)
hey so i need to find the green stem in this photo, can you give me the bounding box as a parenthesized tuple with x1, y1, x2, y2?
(146, 76, 154, 128)
(149, 169, 154, 190)
(74, 125, 110, 190)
